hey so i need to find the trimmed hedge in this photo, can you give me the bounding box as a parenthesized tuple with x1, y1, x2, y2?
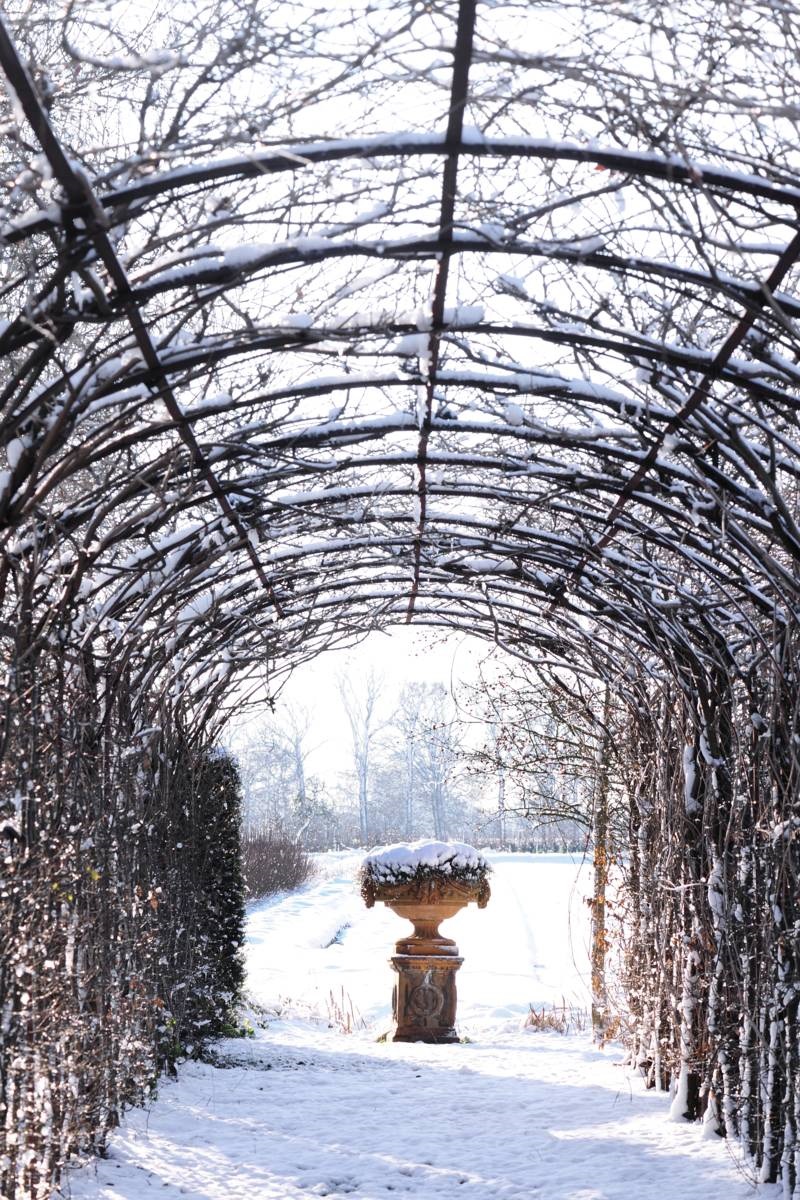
(243, 831, 316, 899)
(0, 647, 246, 1199)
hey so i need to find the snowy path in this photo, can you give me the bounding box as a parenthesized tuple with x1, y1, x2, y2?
(61, 854, 773, 1200)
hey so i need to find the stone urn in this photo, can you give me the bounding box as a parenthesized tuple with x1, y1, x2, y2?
(360, 842, 491, 1043)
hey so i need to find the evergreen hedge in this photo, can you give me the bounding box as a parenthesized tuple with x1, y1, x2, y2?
(0, 647, 247, 1198)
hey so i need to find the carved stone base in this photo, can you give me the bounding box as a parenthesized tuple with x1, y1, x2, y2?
(391, 953, 463, 1043)
(361, 867, 490, 1043)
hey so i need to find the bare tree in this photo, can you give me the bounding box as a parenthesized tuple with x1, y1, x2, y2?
(458, 659, 622, 844)
(237, 704, 314, 837)
(338, 669, 385, 844)
(389, 681, 470, 841)
(283, 704, 313, 816)
(395, 683, 422, 839)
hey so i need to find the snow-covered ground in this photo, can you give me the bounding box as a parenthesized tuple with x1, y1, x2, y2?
(61, 853, 773, 1200)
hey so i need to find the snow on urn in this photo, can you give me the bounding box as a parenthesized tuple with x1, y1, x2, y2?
(360, 841, 490, 1043)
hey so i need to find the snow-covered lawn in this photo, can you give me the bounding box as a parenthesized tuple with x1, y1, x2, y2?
(61, 853, 773, 1199)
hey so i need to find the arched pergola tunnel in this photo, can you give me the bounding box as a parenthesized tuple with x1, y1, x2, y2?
(3, 1, 800, 1194)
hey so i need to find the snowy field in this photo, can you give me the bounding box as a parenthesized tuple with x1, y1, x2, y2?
(61, 853, 774, 1200)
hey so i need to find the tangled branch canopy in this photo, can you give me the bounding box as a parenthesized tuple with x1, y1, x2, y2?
(1, 0, 798, 713)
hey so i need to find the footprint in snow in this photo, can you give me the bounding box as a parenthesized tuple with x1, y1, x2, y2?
(309, 1178, 360, 1195)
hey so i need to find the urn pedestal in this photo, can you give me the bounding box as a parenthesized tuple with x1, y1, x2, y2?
(391, 953, 463, 1043)
(362, 873, 490, 1044)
